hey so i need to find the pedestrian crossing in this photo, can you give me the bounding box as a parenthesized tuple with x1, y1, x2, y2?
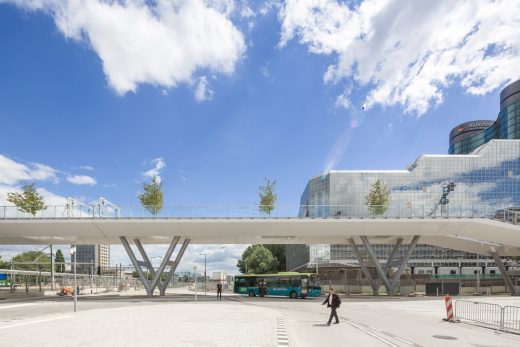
(276, 316, 289, 346)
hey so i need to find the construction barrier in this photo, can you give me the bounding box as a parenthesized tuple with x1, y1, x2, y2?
(444, 294, 454, 321)
(454, 300, 520, 333)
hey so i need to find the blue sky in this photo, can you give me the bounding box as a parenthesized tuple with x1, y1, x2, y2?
(0, 0, 518, 273)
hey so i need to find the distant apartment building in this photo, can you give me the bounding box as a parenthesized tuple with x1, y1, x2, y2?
(75, 244, 110, 274)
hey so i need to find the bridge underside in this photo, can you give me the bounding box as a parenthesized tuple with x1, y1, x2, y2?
(0, 218, 519, 296)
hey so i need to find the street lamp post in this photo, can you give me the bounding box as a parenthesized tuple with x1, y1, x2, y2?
(50, 244, 54, 291)
(200, 253, 207, 296)
(221, 246, 227, 290)
(193, 265, 198, 304)
(70, 246, 77, 313)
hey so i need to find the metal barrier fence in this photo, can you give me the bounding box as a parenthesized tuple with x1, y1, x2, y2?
(503, 305, 520, 333)
(454, 300, 520, 333)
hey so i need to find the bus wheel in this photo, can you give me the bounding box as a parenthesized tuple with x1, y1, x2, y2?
(300, 295, 306, 299)
(249, 290, 256, 297)
(289, 291, 297, 299)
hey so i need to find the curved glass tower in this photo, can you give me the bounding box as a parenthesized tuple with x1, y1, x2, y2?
(449, 79, 520, 154)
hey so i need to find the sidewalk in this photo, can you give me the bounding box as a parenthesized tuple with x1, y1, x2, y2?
(0, 300, 281, 346)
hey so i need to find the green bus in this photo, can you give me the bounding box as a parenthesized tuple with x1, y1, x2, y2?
(234, 272, 321, 298)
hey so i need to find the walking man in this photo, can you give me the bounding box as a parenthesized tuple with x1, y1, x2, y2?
(216, 282, 223, 300)
(322, 288, 341, 326)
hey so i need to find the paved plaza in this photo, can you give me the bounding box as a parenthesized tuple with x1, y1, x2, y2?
(1, 289, 520, 346)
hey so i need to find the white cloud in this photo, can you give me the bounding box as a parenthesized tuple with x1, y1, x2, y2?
(279, 0, 520, 115)
(142, 157, 166, 183)
(4, 0, 246, 97)
(0, 154, 59, 185)
(334, 85, 352, 110)
(67, 174, 97, 186)
(79, 165, 94, 171)
(194, 76, 214, 102)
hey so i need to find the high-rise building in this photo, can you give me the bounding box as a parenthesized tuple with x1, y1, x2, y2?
(287, 79, 520, 275)
(74, 244, 110, 274)
(450, 79, 520, 154)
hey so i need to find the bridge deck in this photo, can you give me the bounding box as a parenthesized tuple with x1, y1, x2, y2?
(0, 217, 519, 256)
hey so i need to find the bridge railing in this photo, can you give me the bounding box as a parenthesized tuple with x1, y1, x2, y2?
(0, 204, 514, 220)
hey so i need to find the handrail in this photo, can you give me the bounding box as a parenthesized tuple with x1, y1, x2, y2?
(0, 204, 516, 221)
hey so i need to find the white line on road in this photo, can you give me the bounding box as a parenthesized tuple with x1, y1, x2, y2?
(347, 321, 399, 347)
(0, 303, 35, 310)
(0, 315, 68, 329)
(394, 336, 414, 345)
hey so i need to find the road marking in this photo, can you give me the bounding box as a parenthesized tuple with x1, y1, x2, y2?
(0, 315, 68, 329)
(0, 303, 35, 310)
(394, 336, 414, 345)
(347, 321, 399, 347)
(276, 316, 290, 346)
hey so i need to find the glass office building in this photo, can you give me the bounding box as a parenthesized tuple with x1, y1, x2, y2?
(449, 79, 520, 154)
(287, 79, 520, 274)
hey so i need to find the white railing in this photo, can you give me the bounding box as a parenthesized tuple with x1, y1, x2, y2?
(0, 204, 516, 221)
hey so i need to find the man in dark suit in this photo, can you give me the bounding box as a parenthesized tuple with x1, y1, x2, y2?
(216, 283, 223, 300)
(322, 288, 341, 325)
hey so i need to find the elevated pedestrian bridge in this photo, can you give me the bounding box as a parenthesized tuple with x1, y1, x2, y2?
(1, 205, 519, 296)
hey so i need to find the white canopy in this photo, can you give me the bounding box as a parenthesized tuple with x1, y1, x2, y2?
(0, 217, 519, 256)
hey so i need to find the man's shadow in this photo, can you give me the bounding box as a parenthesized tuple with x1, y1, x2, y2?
(312, 323, 330, 327)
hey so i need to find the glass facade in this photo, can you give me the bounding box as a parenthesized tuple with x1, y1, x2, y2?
(75, 244, 110, 274)
(288, 79, 520, 272)
(449, 80, 520, 154)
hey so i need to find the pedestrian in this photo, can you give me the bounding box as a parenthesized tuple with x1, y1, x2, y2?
(322, 287, 341, 326)
(216, 282, 222, 300)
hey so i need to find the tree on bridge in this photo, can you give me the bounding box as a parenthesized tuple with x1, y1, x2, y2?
(258, 178, 277, 216)
(138, 175, 163, 215)
(7, 183, 47, 217)
(365, 179, 390, 216)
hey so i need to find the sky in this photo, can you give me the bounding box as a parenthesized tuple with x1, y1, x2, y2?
(0, 0, 519, 274)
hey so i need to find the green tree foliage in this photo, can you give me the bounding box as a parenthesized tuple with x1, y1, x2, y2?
(0, 255, 10, 269)
(7, 183, 47, 216)
(11, 251, 51, 272)
(138, 176, 163, 215)
(364, 179, 390, 216)
(237, 245, 276, 274)
(258, 178, 277, 216)
(263, 244, 286, 272)
(54, 249, 65, 273)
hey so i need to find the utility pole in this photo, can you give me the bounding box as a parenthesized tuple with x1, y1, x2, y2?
(70, 246, 77, 313)
(200, 253, 207, 296)
(193, 265, 198, 304)
(50, 244, 55, 291)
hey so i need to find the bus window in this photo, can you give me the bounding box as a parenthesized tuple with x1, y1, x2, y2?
(310, 275, 320, 289)
(266, 276, 278, 287)
(279, 276, 290, 287)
